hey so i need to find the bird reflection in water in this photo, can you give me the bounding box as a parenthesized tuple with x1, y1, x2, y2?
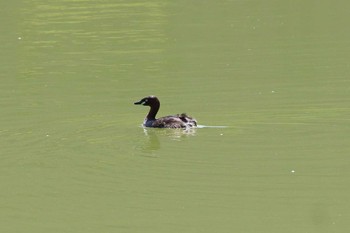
(138, 127, 197, 156)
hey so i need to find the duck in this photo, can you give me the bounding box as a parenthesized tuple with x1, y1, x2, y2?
(134, 96, 197, 128)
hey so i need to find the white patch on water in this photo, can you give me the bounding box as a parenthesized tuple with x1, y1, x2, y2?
(196, 125, 228, 128)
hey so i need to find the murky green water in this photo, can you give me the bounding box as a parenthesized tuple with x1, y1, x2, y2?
(1, 1, 349, 232)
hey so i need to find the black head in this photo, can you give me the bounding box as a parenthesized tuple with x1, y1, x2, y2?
(134, 96, 160, 106)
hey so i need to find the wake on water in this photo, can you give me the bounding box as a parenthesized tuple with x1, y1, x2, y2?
(196, 125, 228, 128)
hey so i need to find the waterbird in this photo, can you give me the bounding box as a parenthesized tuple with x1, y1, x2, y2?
(134, 96, 197, 128)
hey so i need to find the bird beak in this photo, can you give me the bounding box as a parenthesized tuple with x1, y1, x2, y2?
(134, 100, 143, 105)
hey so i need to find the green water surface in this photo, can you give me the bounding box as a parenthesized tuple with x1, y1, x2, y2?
(1, 1, 349, 232)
